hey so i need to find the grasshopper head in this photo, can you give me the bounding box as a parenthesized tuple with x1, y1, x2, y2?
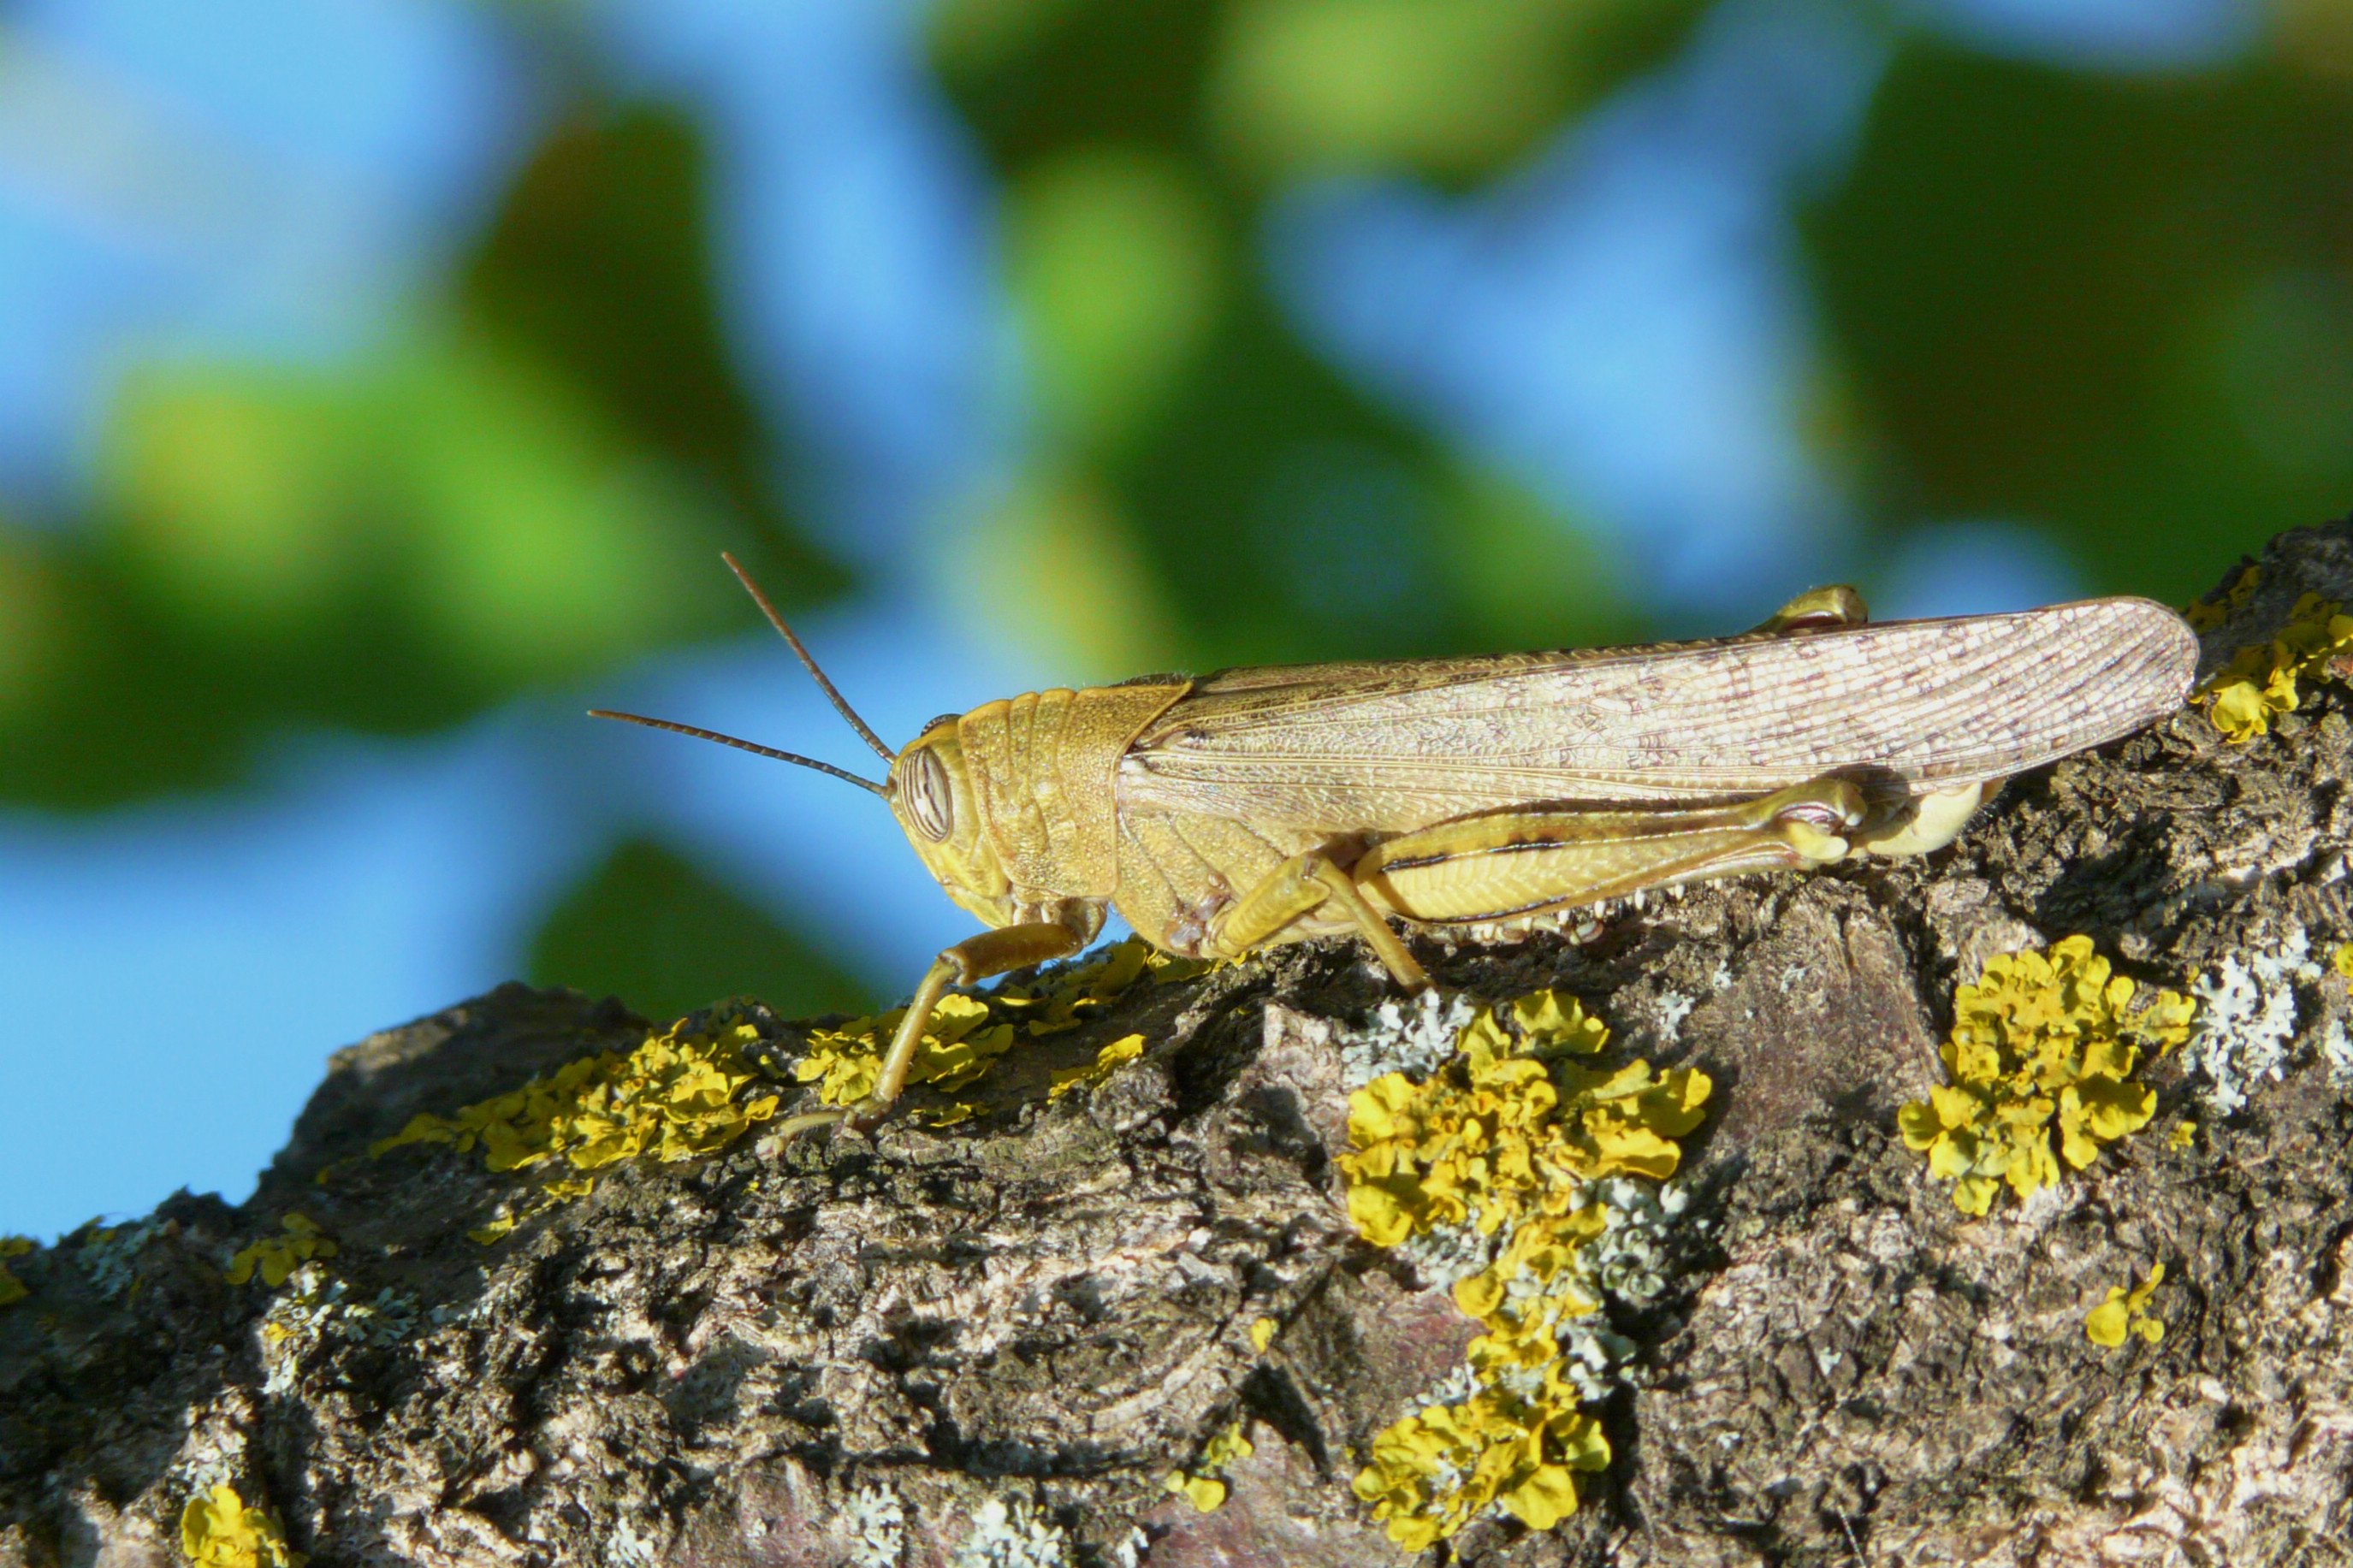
(590, 553, 1029, 932)
(888, 717, 1018, 928)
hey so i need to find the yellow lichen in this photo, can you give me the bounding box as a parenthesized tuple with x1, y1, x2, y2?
(0, 1236, 33, 1307)
(1248, 1316, 1277, 1352)
(1166, 1471, 1228, 1513)
(1201, 1421, 1252, 1469)
(2333, 942, 2353, 981)
(1165, 1420, 1255, 1512)
(2086, 1263, 2166, 1349)
(1341, 992, 1708, 1248)
(466, 1178, 596, 1246)
(1339, 990, 1709, 1547)
(2183, 564, 2259, 631)
(995, 938, 1151, 1033)
(1353, 1381, 1612, 1550)
(373, 1011, 779, 1174)
(1455, 1208, 1609, 1382)
(465, 1215, 519, 1247)
(2196, 590, 2353, 743)
(2169, 1120, 2196, 1151)
(370, 940, 1207, 1243)
(1047, 1033, 1146, 1099)
(1504, 989, 1611, 1056)
(224, 1214, 338, 1289)
(793, 937, 1199, 1110)
(1899, 936, 2193, 1216)
(794, 993, 1016, 1107)
(180, 1485, 304, 1568)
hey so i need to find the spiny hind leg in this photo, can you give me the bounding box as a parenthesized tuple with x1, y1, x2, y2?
(1352, 778, 1871, 926)
(1200, 777, 1872, 983)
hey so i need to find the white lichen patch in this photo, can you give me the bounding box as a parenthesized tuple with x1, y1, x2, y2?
(426, 1300, 475, 1328)
(1554, 1317, 1639, 1403)
(74, 1219, 163, 1300)
(1655, 991, 1697, 1039)
(162, 1394, 255, 1507)
(1418, 1364, 1484, 1409)
(1396, 1176, 1699, 1423)
(1473, 1200, 1653, 1405)
(1340, 989, 1478, 1087)
(608, 1512, 661, 1568)
(257, 1264, 419, 1396)
(1394, 1220, 1499, 1293)
(950, 1497, 1069, 1568)
(175, 1447, 237, 1499)
(2183, 929, 2309, 1115)
(1577, 1178, 1697, 1308)
(844, 1483, 907, 1568)
(2321, 1018, 2353, 1087)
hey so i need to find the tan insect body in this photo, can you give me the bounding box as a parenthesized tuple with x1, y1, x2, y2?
(594, 569, 2198, 1138)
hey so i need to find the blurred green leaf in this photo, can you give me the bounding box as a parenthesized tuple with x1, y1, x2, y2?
(1208, 0, 1705, 185)
(928, 0, 1087, 80)
(374, 325, 734, 685)
(0, 93, 846, 811)
(933, 0, 1703, 186)
(932, 0, 1658, 676)
(103, 330, 740, 685)
(1437, 470, 1642, 653)
(459, 101, 839, 600)
(1804, 43, 2353, 600)
(958, 289, 1638, 673)
(931, 0, 1219, 167)
(1101, 292, 1637, 666)
(951, 468, 1186, 678)
(0, 524, 64, 722)
(527, 837, 873, 1024)
(2273, 0, 2353, 78)
(96, 322, 744, 694)
(2190, 270, 2353, 489)
(1006, 146, 1229, 457)
(101, 367, 359, 636)
(0, 535, 255, 805)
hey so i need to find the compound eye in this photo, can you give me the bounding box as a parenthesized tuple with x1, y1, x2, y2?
(903, 746, 954, 843)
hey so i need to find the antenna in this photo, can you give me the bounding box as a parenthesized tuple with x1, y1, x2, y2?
(587, 710, 890, 796)
(721, 552, 896, 764)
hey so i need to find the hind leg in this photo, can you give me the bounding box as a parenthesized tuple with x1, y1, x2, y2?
(1200, 778, 1873, 985)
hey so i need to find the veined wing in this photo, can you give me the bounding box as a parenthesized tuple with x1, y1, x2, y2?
(1117, 598, 2196, 831)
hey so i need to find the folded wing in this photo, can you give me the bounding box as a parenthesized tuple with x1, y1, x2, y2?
(1117, 598, 2197, 832)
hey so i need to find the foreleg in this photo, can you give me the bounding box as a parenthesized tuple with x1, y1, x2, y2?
(776, 920, 1086, 1139)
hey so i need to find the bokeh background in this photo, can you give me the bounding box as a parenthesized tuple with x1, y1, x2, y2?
(3, 0, 2343, 1237)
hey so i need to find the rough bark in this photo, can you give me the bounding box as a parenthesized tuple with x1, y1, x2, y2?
(9, 524, 2353, 1568)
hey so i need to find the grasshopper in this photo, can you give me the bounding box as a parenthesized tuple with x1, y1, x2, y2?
(595, 559, 2196, 1138)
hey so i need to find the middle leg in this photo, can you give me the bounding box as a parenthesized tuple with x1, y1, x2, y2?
(1206, 849, 1431, 990)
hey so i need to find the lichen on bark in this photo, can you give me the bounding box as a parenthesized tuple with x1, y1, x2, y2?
(10, 524, 2353, 1568)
